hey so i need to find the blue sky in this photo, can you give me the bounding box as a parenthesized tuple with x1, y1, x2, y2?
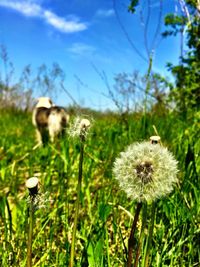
(0, 0, 182, 110)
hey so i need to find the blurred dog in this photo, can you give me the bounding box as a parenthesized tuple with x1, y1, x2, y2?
(32, 97, 69, 145)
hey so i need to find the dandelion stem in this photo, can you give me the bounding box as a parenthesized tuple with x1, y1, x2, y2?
(5, 195, 12, 240)
(69, 138, 84, 267)
(143, 53, 153, 137)
(133, 203, 147, 267)
(27, 196, 34, 267)
(143, 202, 156, 267)
(127, 202, 142, 267)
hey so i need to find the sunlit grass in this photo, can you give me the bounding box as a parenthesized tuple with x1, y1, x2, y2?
(0, 109, 199, 266)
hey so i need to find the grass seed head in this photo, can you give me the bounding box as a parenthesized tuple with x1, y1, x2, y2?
(113, 141, 178, 202)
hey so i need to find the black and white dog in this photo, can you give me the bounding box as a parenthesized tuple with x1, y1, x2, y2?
(32, 97, 69, 145)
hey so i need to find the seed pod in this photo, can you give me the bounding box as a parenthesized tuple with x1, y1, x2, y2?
(26, 177, 39, 196)
(150, 136, 161, 144)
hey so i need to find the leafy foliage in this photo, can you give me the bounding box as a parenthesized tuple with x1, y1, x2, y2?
(163, 1, 200, 115)
(128, 0, 139, 13)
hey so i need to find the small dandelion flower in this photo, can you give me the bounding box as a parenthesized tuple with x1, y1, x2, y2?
(69, 117, 91, 139)
(26, 177, 39, 196)
(26, 177, 50, 210)
(150, 135, 161, 144)
(26, 177, 40, 267)
(113, 141, 178, 202)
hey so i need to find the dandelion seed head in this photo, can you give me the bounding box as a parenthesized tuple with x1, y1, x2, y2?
(26, 192, 51, 210)
(69, 116, 91, 139)
(135, 160, 154, 184)
(80, 118, 90, 129)
(113, 141, 178, 202)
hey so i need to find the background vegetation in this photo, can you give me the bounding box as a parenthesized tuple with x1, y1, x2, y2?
(0, 0, 199, 266)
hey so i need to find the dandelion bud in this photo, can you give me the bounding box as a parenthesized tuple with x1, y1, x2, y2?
(26, 177, 39, 196)
(150, 136, 161, 144)
(113, 141, 178, 202)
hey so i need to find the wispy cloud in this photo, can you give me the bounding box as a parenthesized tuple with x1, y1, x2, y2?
(95, 9, 114, 18)
(0, 0, 88, 33)
(68, 43, 96, 56)
(68, 42, 113, 65)
(44, 11, 87, 33)
(0, 1, 42, 16)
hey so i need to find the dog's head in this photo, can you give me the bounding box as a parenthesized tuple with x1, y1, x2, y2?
(35, 97, 54, 108)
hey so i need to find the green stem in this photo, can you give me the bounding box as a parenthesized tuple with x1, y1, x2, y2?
(143, 53, 153, 138)
(27, 197, 34, 267)
(106, 228, 111, 267)
(5, 195, 12, 240)
(133, 203, 148, 267)
(69, 139, 84, 267)
(143, 202, 156, 267)
(127, 202, 142, 267)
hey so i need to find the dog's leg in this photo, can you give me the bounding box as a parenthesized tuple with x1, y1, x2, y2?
(49, 127, 56, 143)
(36, 129, 43, 146)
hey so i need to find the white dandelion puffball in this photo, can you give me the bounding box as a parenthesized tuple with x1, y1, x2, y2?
(69, 117, 91, 138)
(113, 141, 178, 202)
(80, 119, 91, 129)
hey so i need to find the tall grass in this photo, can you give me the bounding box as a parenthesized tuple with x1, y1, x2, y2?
(0, 109, 199, 266)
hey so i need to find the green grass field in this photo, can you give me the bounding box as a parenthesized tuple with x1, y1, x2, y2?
(0, 109, 199, 266)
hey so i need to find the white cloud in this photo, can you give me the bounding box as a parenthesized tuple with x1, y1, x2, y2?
(44, 11, 87, 33)
(95, 9, 114, 18)
(0, 0, 88, 33)
(68, 43, 96, 56)
(0, 1, 42, 16)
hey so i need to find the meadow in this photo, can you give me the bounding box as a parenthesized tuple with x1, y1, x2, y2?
(0, 108, 199, 267)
